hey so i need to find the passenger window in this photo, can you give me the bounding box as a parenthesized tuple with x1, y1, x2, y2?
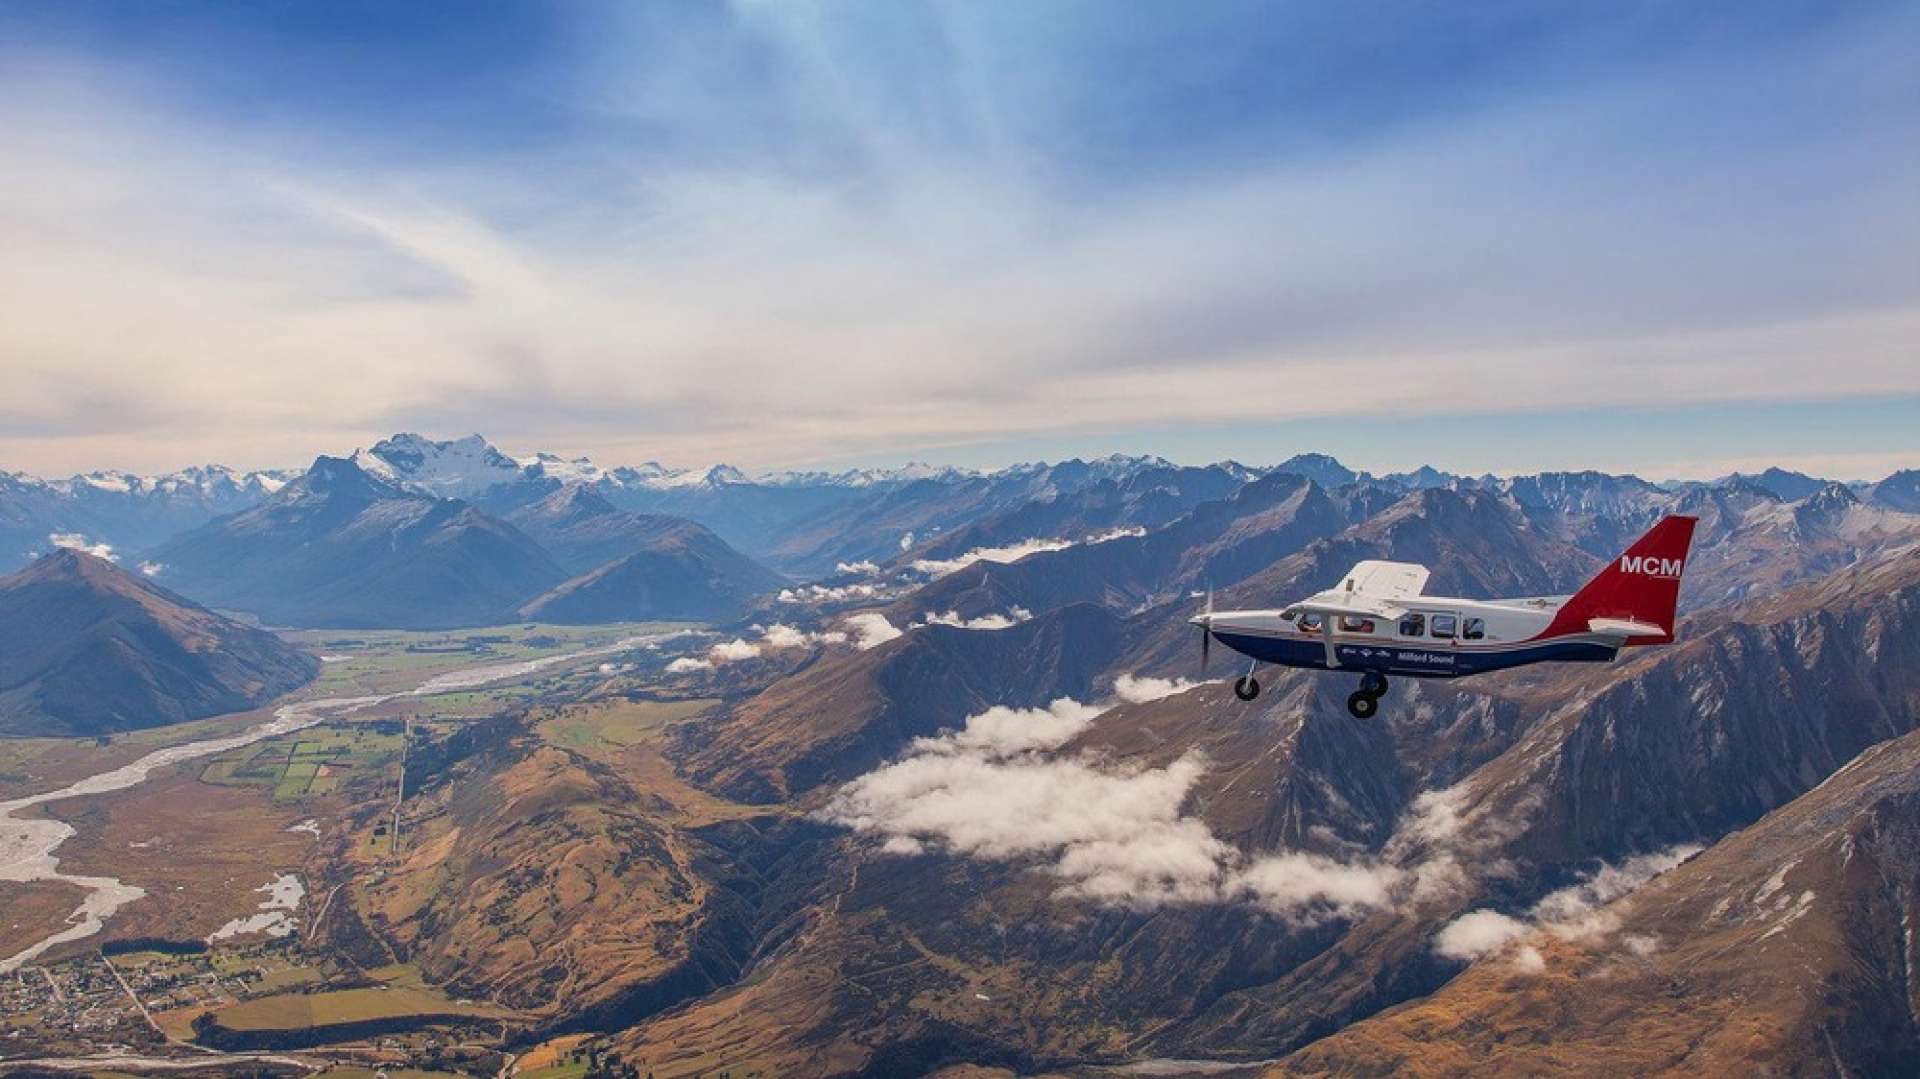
(1462, 617, 1485, 641)
(1339, 616, 1375, 634)
(1431, 614, 1457, 638)
(1398, 613, 1425, 637)
(1299, 613, 1323, 631)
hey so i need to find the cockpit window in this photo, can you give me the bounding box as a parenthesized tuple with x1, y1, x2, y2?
(1339, 616, 1375, 633)
(1398, 612, 1425, 637)
(1280, 607, 1300, 621)
(1431, 613, 1457, 638)
(1462, 617, 1486, 640)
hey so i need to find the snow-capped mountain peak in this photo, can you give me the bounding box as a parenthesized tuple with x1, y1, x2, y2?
(351, 432, 523, 500)
(522, 452, 609, 486)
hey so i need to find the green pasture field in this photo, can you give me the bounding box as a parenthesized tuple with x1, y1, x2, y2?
(202, 724, 405, 803)
(538, 697, 718, 753)
(286, 621, 698, 696)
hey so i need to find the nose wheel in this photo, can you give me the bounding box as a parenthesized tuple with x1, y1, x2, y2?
(1346, 672, 1389, 719)
(1234, 674, 1261, 701)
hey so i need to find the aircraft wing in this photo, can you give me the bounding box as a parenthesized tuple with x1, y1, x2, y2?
(1338, 560, 1430, 600)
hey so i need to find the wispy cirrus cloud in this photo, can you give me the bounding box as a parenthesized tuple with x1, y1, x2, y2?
(1, 3, 1916, 475)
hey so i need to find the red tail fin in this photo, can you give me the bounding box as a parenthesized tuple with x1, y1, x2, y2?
(1546, 515, 1698, 644)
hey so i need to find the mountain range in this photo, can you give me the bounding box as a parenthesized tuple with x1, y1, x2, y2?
(143, 454, 786, 629)
(10, 432, 1916, 579)
(152, 456, 572, 630)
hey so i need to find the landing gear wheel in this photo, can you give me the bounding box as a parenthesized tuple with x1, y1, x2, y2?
(1234, 675, 1262, 701)
(1347, 691, 1379, 719)
(1360, 671, 1389, 697)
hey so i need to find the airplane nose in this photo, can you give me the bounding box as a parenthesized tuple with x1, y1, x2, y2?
(1188, 613, 1211, 627)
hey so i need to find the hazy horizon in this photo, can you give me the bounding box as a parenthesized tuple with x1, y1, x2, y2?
(3, 422, 1914, 488)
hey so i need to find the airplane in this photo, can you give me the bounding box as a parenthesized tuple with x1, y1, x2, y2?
(1191, 514, 1698, 719)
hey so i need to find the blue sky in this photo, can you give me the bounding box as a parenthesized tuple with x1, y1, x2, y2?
(0, 1, 1915, 480)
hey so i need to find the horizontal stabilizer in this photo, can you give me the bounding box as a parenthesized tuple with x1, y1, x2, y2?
(1589, 617, 1666, 638)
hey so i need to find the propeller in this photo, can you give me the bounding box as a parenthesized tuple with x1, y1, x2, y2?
(1195, 584, 1214, 673)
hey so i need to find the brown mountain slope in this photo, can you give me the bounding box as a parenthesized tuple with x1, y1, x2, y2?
(0, 549, 317, 736)
(1274, 717, 1920, 1077)
(351, 727, 840, 1033)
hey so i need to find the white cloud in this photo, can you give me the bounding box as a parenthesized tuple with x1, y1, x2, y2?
(665, 656, 711, 673)
(1088, 527, 1146, 544)
(778, 581, 900, 605)
(912, 538, 1074, 578)
(761, 623, 849, 650)
(1433, 844, 1701, 967)
(843, 612, 903, 650)
(835, 560, 880, 576)
(1228, 852, 1404, 922)
(1533, 845, 1702, 943)
(1112, 673, 1200, 704)
(48, 532, 116, 561)
(824, 740, 1227, 903)
(822, 695, 1434, 921)
(1621, 933, 1661, 957)
(137, 560, 164, 577)
(914, 607, 1032, 631)
(910, 698, 1103, 758)
(708, 637, 761, 662)
(1433, 909, 1530, 961)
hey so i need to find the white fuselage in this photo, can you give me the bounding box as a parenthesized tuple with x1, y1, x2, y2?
(1197, 591, 1621, 679)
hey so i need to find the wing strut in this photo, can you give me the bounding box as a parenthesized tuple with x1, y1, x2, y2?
(1320, 617, 1340, 668)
